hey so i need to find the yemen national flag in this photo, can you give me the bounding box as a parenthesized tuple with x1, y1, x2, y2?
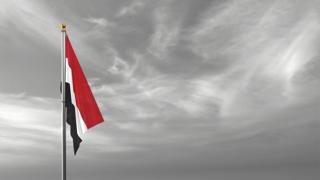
(64, 35, 104, 154)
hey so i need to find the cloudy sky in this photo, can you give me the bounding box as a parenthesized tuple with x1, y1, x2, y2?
(0, 0, 319, 179)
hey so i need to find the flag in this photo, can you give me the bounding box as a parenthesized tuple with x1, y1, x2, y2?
(64, 35, 104, 154)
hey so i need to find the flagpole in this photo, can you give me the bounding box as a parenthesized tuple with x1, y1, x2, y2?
(61, 23, 67, 180)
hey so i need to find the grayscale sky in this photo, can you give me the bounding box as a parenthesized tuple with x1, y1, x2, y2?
(0, 0, 319, 180)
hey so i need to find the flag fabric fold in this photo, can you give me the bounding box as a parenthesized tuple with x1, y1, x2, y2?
(64, 35, 104, 154)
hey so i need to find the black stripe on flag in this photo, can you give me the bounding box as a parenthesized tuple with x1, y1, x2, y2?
(65, 82, 82, 154)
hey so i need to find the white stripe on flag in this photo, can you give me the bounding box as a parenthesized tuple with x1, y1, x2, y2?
(66, 58, 88, 138)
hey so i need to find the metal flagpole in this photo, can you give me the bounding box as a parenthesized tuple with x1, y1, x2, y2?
(61, 23, 67, 180)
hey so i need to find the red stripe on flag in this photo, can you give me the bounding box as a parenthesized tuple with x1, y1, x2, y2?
(66, 35, 104, 129)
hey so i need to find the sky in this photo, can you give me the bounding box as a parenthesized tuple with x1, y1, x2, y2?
(0, 0, 319, 180)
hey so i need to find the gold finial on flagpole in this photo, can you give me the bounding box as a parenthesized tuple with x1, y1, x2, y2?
(61, 24, 66, 32)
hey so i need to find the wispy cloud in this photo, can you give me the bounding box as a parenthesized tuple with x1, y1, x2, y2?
(0, 93, 60, 166)
(116, 1, 145, 17)
(186, 0, 320, 116)
(84, 17, 114, 28)
(0, 0, 60, 47)
(147, 6, 180, 58)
